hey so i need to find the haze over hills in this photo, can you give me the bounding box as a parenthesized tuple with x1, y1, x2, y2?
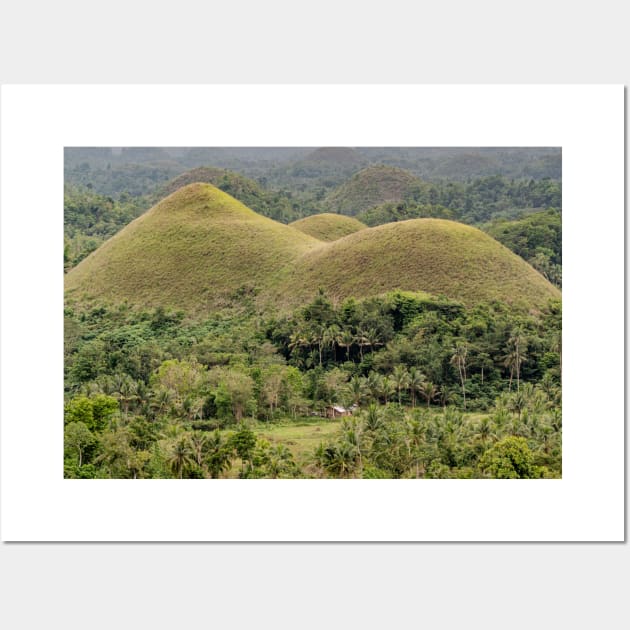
(66, 183, 560, 314)
(64, 147, 561, 200)
(300, 147, 365, 165)
(290, 214, 366, 241)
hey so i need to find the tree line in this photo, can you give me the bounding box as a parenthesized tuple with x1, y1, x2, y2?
(64, 291, 561, 479)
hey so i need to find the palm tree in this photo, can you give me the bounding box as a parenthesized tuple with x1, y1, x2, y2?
(346, 376, 367, 407)
(188, 431, 208, 469)
(112, 374, 138, 418)
(379, 375, 396, 405)
(407, 367, 425, 408)
(363, 403, 382, 433)
(342, 417, 364, 474)
(503, 329, 528, 391)
(439, 385, 454, 409)
(323, 324, 340, 363)
(419, 381, 439, 408)
(476, 417, 496, 445)
(204, 430, 233, 479)
(180, 395, 203, 422)
(325, 441, 358, 478)
(366, 371, 382, 403)
(362, 328, 382, 355)
(507, 390, 528, 423)
(391, 365, 410, 405)
(266, 445, 295, 478)
(450, 343, 468, 409)
(288, 328, 312, 360)
(153, 387, 173, 416)
(539, 372, 560, 406)
(168, 436, 194, 479)
(311, 323, 326, 367)
(337, 328, 355, 362)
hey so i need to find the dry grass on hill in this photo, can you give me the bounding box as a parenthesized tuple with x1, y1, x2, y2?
(66, 183, 560, 315)
(290, 213, 366, 241)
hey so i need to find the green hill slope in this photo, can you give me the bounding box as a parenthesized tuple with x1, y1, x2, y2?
(160, 167, 298, 222)
(325, 165, 421, 215)
(272, 219, 560, 311)
(290, 213, 366, 241)
(65, 183, 321, 312)
(66, 185, 559, 315)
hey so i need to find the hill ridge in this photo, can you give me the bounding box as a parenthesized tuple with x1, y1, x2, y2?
(290, 213, 366, 241)
(66, 183, 560, 314)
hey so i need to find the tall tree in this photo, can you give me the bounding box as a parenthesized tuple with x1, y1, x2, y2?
(419, 381, 439, 408)
(392, 365, 410, 405)
(503, 329, 528, 391)
(450, 343, 469, 409)
(168, 436, 194, 479)
(337, 329, 355, 362)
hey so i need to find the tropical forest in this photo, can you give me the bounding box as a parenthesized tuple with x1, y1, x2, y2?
(64, 147, 562, 479)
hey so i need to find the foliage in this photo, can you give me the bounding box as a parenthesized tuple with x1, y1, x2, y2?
(479, 436, 539, 479)
(485, 209, 562, 287)
(63, 149, 561, 479)
(63, 288, 561, 479)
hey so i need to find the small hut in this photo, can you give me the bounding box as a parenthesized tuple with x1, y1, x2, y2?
(325, 404, 357, 419)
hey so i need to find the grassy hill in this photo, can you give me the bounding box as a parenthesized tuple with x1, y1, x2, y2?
(65, 183, 321, 312)
(290, 213, 366, 241)
(160, 167, 299, 223)
(324, 165, 422, 215)
(272, 219, 560, 312)
(66, 184, 560, 315)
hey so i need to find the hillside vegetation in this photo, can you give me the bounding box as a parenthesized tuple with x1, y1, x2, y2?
(66, 183, 559, 314)
(290, 213, 366, 241)
(484, 208, 562, 287)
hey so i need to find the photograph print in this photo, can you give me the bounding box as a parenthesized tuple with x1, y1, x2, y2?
(63, 146, 562, 480)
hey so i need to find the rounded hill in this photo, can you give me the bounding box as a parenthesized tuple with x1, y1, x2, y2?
(162, 166, 260, 199)
(290, 213, 366, 241)
(65, 183, 321, 312)
(66, 186, 560, 315)
(273, 219, 560, 311)
(160, 167, 296, 222)
(325, 165, 421, 215)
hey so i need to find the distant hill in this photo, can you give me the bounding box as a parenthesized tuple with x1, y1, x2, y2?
(324, 165, 422, 215)
(290, 213, 366, 241)
(300, 147, 364, 165)
(65, 184, 560, 314)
